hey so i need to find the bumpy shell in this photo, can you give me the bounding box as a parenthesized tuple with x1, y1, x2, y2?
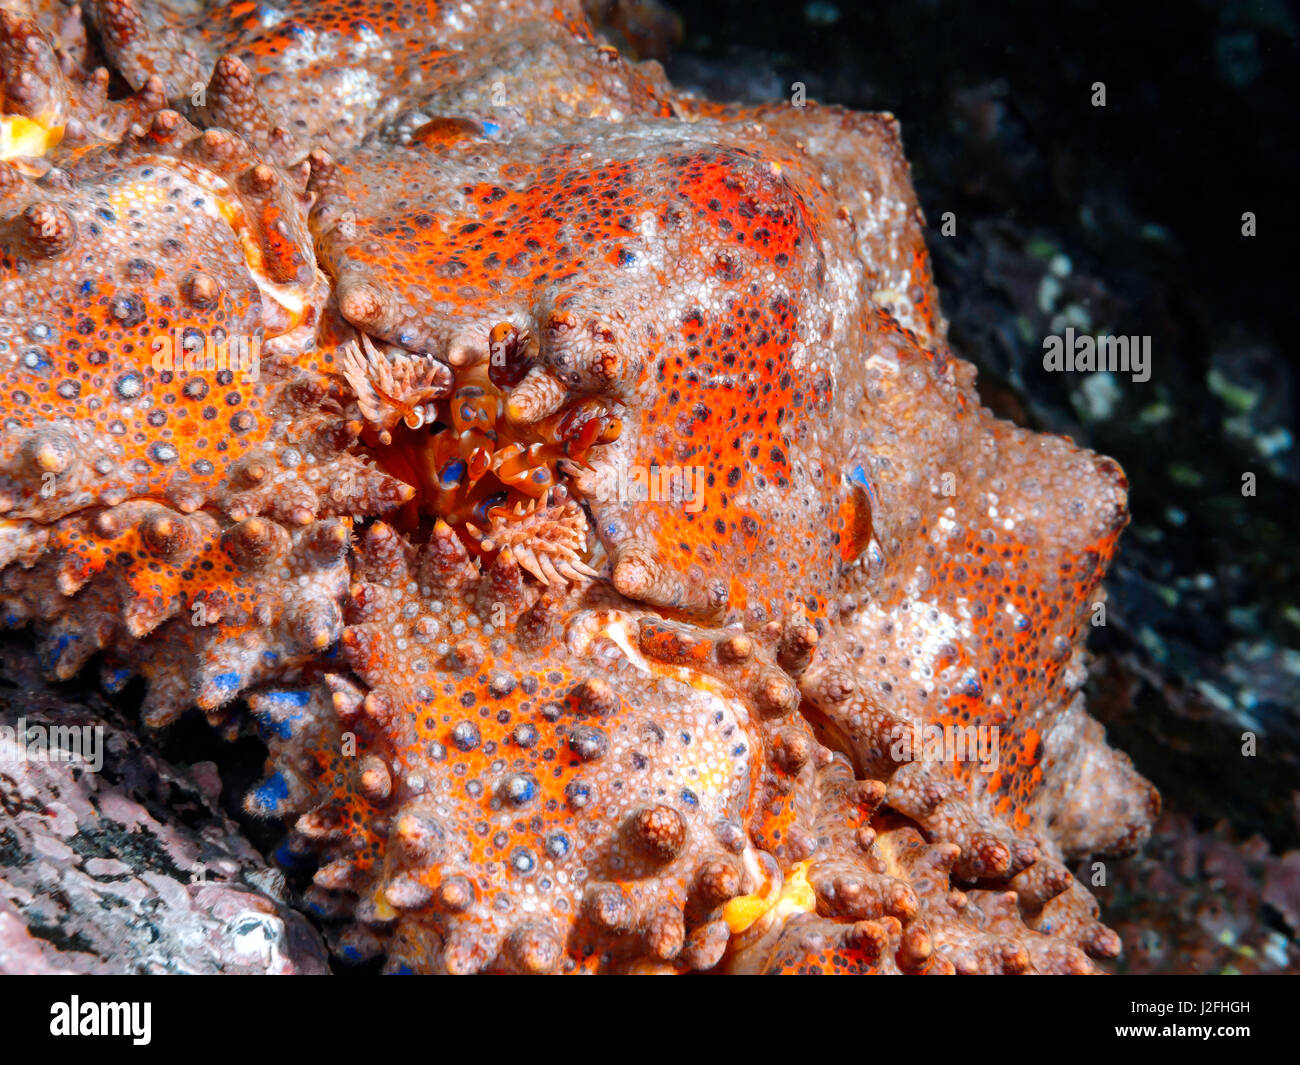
(0, 0, 1157, 972)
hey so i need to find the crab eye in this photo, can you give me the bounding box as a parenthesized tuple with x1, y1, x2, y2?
(474, 492, 509, 522)
(438, 459, 466, 490)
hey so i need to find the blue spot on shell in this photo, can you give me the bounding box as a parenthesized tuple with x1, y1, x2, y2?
(501, 773, 538, 805)
(249, 771, 290, 815)
(544, 832, 570, 859)
(263, 689, 311, 707)
(847, 463, 878, 509)
(102, 666, 133, 692)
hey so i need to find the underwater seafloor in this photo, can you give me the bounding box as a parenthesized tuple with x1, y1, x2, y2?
(0, 0, 1295, 975)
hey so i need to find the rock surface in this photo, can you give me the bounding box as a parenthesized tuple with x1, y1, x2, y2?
(0, 639, 328, 974)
